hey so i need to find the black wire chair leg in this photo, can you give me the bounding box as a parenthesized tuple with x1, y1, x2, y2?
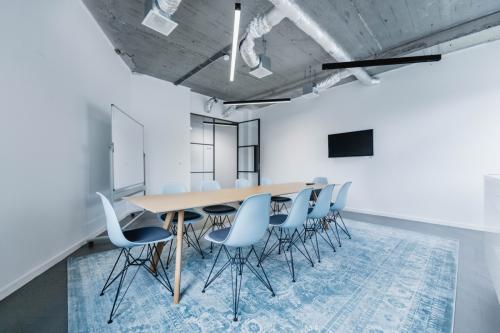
(295, 229, 315, 267)
(247, 246, 275, 296)
(282, 232, 296, 282)
(230, 249, 244, 321)
(100, 248, 125, 296)
(202, 245, 227, 292)
(337, 212, 351, 239)
(257, 227, 274, 266)
(185, 223, 205, 258)
(197, 214, 213, 240)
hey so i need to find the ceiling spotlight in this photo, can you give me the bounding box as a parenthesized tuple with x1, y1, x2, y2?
(230, 3, 241, 82)
(223, 54, 230, 61)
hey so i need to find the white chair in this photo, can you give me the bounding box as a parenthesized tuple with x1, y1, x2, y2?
(96, 192, 173, 324)
(198, 180, 237, 251)
(235, 178, 251, 189)
(328, 182, 353, 246)
(258, 188, 315, 282)
(201, 193, 275, 321)
(305, 184, 336, 263)
(261, 177, 291, 214)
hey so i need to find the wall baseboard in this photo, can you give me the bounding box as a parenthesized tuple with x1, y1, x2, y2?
(345, 207, 500, 233)
(0, 225, 106, 302)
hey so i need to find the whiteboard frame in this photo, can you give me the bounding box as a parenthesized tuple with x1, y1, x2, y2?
(110, 104, 146, 202)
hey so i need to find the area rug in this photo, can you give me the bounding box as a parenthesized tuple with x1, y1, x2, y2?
(68, 220, 458, 332)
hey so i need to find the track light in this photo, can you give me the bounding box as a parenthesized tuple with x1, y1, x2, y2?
(230, 3, 241, 82)
(223, 98, 291, 106)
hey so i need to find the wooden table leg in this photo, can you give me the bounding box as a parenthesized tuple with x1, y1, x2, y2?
(173, 210, 184, 304)
(151, 211, 175, 272)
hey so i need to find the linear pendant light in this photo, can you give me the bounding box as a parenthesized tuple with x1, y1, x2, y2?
(223, 98, 291, 106)
(322, 55, 441, 70)
(230, 3, 241, 82)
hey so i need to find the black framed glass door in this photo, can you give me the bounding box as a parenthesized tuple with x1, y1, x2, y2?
(237, 119, 260, 185)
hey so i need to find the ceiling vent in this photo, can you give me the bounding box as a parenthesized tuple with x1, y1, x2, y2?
(142, 0, 180, 37)
(249, 55, 273, 79)
(302, 82, 319, 99)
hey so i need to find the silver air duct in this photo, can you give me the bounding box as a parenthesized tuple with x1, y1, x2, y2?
(267, 0, 379, 85)
(222, 105, 237, 118)
(240, 8, 285, 70)
(142, 0, 182, 37)
(314, 70, 352, 92)
(205, 97, 218, 113)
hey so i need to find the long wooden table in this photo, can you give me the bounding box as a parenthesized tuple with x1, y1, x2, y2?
(126, 182, 322, 304)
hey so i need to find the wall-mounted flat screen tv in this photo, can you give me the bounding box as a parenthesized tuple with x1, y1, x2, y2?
(328, 129, 373, 158)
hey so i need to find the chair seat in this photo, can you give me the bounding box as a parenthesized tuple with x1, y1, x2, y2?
(205, 227, 231, 243)
(123, 227, 172, 244)
(160, 211, 202, 224)
(203, 204, 237, 214)
(270, 214, 287, 226)
(271, 196, 291, 203)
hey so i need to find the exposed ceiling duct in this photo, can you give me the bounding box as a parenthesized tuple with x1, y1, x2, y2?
(314, 70, 351, 92)
(142, 0, 182, 37)
(204, 97, 218, 113)
(267, 0, 379, 85)
(222, 105, 237, 118)
(239, 8, 286, 71)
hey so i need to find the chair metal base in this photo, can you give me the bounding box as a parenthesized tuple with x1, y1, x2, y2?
(271, 201, 289, 215)
(258, 227, 314, 282)
(303, 217, 338, 263)
(202, 245, 275, 321)
(164, 223, 205, 268)
(99, 244, 173, 324)
(326, 211, 351, 247)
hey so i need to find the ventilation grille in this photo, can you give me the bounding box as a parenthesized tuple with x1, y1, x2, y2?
(142, 8, 178, 37)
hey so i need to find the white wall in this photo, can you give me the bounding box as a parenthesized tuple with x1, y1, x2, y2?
(129, 74, 192, 195)
(129, 77, 247, 195)
(0, 1, 249, 300)
(253, 40, 500, 231)
(0, 0, 130, 299)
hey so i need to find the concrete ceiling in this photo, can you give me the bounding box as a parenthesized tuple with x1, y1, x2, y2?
(83, 0, 500, 100)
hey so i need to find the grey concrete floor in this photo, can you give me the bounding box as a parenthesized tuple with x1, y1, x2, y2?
(0, 212, 499, 332)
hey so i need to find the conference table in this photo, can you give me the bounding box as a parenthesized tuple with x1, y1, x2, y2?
(126, 181, 324, 304)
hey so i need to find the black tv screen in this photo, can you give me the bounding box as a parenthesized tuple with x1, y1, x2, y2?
(328, 129, 373, 157)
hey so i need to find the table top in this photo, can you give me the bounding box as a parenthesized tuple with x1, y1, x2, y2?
(125, 182, 325, 213)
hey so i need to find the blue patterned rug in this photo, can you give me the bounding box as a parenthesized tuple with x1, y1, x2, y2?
(68, 220, 458, 332)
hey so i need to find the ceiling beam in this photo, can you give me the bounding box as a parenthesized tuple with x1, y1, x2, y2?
(173, 45, 231, 85)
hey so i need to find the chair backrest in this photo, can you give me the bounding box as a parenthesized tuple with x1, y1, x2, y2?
(235, 178, 251, 189)
(96, 192, 132, 248)
(282, 188, 313, 229)
(261, 177, 272, 185)
(331, 182, 352, 211)
(161, 181, 187, 195)
(309, 184, 335, 219)
(200, 180, 221, 192)
(313, 177, 328, 185)
(223, 193, 271, 247)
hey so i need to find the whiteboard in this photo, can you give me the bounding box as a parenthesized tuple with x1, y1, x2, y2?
(112, 105, 145, 191)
